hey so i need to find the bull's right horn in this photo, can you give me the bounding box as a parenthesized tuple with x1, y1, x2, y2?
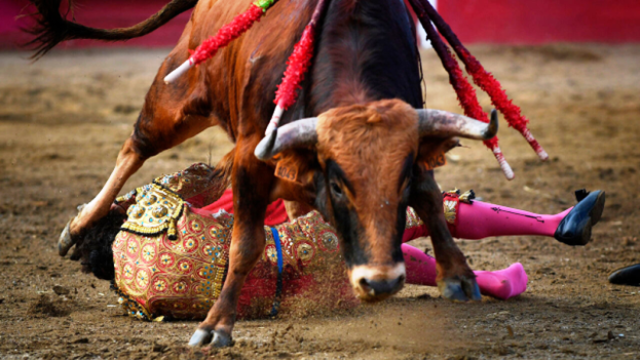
(417, 108, 498, 140)
(254, 117, 319, 161)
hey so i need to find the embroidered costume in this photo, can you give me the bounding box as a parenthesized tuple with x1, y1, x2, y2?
(112, 163, 428, 320)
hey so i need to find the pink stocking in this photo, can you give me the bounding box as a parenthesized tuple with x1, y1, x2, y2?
(455, 200, 570, 239)
(402, 243, 528, 300)
(403, 200, 571, 241)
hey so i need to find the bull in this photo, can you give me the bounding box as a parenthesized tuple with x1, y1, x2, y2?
(28, 0, 497, 346)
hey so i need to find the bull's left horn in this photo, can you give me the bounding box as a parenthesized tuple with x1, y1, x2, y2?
(417, 108, 498, 140)
(254, 117, 319, 160)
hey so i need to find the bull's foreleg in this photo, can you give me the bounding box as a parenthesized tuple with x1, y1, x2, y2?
(190, 139, 273, 347)
(409, 168, 481, 302)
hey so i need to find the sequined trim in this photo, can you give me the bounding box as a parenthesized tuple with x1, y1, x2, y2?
(111, 282, 153, 321)
(459, 189, 476, 204)
(443, 199, 457, 225)
(443, 190, 465, 227)
(115, 189, 137, 205)
(405, 207, 424, 228)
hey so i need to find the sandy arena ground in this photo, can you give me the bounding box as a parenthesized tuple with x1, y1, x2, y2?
(1, 44, 639, 359)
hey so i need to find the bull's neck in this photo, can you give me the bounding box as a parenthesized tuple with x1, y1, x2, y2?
(307, 0, 423, 114)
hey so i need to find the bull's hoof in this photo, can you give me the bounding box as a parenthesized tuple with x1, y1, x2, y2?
(58, 220, 76, 257)
(438, 276, 482, 302)
(211, 330, 233, 347)
(188, 328, 232, 348)
(59, 204, 89, 257)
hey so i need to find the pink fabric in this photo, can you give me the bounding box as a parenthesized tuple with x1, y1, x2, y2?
(403, 244, 437, 287)
(474, 263, 528, 300)
(403, 199, 569, 241)
(402, 221, 430, 243)
(200, 189, 289, 226)
(456, 200, 570, 240)
(403, 244, 527, 299)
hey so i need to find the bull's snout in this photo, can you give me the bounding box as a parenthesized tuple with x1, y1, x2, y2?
(350, 263, 406, 302)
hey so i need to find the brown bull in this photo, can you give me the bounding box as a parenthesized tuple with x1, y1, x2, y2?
(28, 0, 497, 346)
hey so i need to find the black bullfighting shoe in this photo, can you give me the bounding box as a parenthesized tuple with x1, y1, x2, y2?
(554, 190, 605, 246)
(608, 263, 640, 287)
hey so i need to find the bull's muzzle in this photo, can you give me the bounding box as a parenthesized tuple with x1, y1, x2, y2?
(349, 263, 406, 302)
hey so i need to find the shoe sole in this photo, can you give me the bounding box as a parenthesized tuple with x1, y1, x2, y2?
(589, 191, 606, 225)
(579, 218, 593, 246)
(578, 191, 606, 246)
(609, 264, 640, 286)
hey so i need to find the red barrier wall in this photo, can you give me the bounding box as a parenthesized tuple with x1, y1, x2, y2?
(3, 0, 640, 49)
(438, 0, 640, 44)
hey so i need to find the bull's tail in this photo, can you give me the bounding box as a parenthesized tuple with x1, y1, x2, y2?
(24, 0, 198, 59)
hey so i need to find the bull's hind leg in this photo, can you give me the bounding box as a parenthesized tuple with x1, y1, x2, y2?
(409, 167, 481, 302)
(59, 137, 146, 256)
(60, 87, 215, 256)
(190, 138, 273, 347)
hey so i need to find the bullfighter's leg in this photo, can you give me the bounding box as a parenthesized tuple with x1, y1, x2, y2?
(402, 244, 528, 300)
(409, 170, 481, 302)
(456, 190, 605, 246)
(403, 190, 606, 246)
(189, 138, 273, 347)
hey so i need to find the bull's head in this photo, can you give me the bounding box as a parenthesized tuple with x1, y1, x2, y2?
(256, 99, 497, 302)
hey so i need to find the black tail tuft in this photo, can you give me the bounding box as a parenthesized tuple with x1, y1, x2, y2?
(22, 0, 74, 59)
(21, 0, 198, 60)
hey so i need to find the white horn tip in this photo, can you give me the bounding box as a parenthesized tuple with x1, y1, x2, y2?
(254, 130, 278, 161)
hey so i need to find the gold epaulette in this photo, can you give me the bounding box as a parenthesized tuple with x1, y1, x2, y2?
(121, 183, 185, 240)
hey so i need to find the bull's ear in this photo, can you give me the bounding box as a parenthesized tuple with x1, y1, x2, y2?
(415, 137, 461, 171)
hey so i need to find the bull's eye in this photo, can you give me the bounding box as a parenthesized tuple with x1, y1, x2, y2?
(403, 178, 412, 198)
(330, 181, 343, 197)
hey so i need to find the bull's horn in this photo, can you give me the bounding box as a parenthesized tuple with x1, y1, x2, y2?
(417, 108, 498, 140)
(254, 117, 319, 160)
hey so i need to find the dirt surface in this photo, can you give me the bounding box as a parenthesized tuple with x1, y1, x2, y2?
(1, 44, 639, 359)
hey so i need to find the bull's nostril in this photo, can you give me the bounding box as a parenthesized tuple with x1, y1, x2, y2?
(359, 277, 374, 296)
(362, 276, 404, 296)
